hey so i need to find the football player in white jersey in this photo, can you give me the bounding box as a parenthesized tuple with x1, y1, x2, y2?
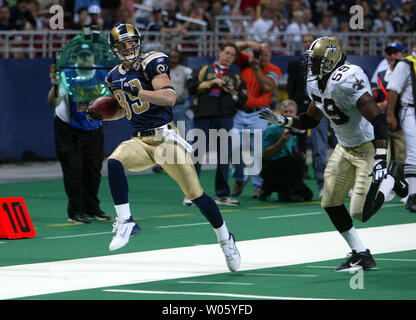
(260, 37, 408, 272)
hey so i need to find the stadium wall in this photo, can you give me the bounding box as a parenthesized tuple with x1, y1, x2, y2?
(0, 56, 383, 161)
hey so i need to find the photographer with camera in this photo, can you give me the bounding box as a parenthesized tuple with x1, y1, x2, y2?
(231, 41, 282, 199)
(258, 100, 313, 202)
(187, 42, 248, 207)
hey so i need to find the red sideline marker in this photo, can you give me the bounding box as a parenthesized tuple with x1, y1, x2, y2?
(0, 197, 36, 239)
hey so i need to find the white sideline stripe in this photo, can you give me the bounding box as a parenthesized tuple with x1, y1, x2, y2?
(383, 204, 404, 208)
(103, 289, 329, 300)
(306, 266, 336, 269)
(376, 258, 416, 262)
(156, 222, 210, 229)
(43, 232, 113, 240)
(244, 273, 318, 278)
(258, 212, 322, 219)
(178, 281, 253, 285)
(0, 223, 416, 300)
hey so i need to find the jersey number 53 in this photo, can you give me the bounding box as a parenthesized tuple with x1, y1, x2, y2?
(113, 79, 149, 120)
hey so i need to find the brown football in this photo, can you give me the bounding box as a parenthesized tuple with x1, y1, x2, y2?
(372, 87, 386, 103)
(90, 96, 120, 120)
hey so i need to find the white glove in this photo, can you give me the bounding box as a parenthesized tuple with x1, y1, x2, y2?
(259, 108, 288, 126)
(161, 128, 193, 153)
(370, 158, 387, 183)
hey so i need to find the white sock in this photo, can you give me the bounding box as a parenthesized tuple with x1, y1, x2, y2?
(214, 222, 229, 243)
(408, 177, 416, 195)
(379, 175, 395, 196)
(341, 227, 367, 253)
(114, 203, 131, 220)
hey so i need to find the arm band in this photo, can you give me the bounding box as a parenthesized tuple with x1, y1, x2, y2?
(162, 85, 176, 95)
(297, 112, 320, 129)
(371, 113, 388, 141)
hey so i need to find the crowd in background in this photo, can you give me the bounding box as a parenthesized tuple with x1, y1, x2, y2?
(1, 0, 416, 58)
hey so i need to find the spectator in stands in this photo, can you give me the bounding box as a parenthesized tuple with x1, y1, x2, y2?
(193, 0, 214, 31)
(375, 42, 407, 202)
(188, 42, 247, 207)
(73, 7, 91, 30)
(371, 0, 393, 15)
(0, 5, 12, 30)
(258, 100, 313, 202)
(116, 6, 134, 25)
(303, 8, 316, 32)
(88, 4, 112, 30)
(147, 5, 188, 37)
(250, 4, 279, 43)
(169, 48, 193, 139)
(289, 0, 303, 17)
(10, 0, 37, 30)
(241, 6, 256, 40)
(74, 0, 100, 17)
(287, 34, 314, 179)
(231, 40, 281, 199)
(360, 0, 375, 32)
(211, 0, 230, 33)
(47, 41, 111, 224)
(317, 14, 333, 36)
(284, 10, 308, 54)
(27, 0, 43, 30)
(179, 0, 194, 18)
(224, 7, 245, 40)
(392, 0, 416, 32)
(220, 0, 238, 15)
(372, 7, 395, 34)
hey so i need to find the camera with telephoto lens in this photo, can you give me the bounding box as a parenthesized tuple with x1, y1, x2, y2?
(253, 49, 262, 59)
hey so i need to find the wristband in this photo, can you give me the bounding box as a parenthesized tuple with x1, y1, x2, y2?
(375, 148, 387, 160)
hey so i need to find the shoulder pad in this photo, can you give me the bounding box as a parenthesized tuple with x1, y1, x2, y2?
(140, 51, 170, 80)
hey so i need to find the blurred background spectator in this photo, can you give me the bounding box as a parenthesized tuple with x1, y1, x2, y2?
(0, 5, 12, 30)
(258, 100, 313, 202)
(10, 0, 36, 30)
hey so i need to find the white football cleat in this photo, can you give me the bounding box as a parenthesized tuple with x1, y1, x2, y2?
(109, 216, 141, 251)
(220, 233, 241, 272)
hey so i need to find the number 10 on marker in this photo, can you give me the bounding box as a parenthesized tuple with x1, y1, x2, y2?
(0, 197, 36, 239)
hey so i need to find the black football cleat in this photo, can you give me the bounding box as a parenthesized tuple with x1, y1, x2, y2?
(406, 194, 416, 212)
(68, 213, 91, 224)
(335, 249, 376, 272)
(91, 211, 111, 221)
(388, 161, 409, 198)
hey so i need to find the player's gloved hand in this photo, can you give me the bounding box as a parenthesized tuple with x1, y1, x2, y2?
(122, 81, 139, 96)
(85, 103, 103, 122)
(259, 108, 288, 126)
(369, 152, 387, 183)
(108, 80, 139, 96)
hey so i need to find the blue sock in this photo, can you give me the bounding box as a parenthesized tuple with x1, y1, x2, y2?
(107, 159, 129, 205)
(192, 193, 224, 228)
